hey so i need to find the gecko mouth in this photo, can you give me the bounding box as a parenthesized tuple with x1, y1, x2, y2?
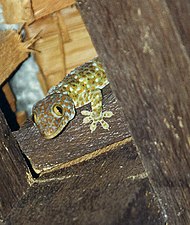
(43, 123, 67, 139)
(43, 128, 63, 139)
(43, 129, 62, 139)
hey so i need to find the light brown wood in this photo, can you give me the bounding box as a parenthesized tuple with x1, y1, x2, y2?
(2, 83, 16, 112)
(16, 111, 27, 126)
(56, 11, 70, 43)
(0, 0, 33, 23)
(26, 5, 97, 93)
(0, 30, 33, 85)
(62, 6, 97, 72)
(32, 0, 75, 20)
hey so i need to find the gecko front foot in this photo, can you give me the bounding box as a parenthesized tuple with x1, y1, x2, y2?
(81, 110, 113, 133)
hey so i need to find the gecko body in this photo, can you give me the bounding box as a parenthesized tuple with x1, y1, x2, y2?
(32, 58, 113, 139)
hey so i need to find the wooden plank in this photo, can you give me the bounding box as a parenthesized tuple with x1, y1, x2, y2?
(31, 0, 75, 20)
(77, 0, 190, 224)
(26, 5, 97, 92)
(26, 14, 67, 91)
(0, 30, 31, 85)
(0, 0, 34, 23)
(0, 109, 30, 220)
(2, 83, 16, 112)
(166, 0, 190, 55)
(14, 86, 131, 174)
(61, 6, 97, 72)
(5, 141, 165, 225)
(0, 86, 19, 131)
(16, 111, 27, 126)
(11, 84, 166, 224)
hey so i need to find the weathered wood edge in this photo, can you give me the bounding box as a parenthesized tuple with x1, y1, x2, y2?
(5, 141, 165, 225)
(77, 0, 190, 224)
(0, 109, 31, 220)
(0, 30, 34, 85)
(13, 86, 131, 176)
(7, 75, 164, 224)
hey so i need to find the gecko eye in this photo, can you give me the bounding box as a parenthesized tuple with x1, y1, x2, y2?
(32, 113, 38, 124)
(52, 104, 64, 117)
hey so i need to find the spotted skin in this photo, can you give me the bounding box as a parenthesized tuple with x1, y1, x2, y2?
(32, 58, 113, 139)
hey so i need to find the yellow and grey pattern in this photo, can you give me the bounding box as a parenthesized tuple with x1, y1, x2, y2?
(32, 58, 113, 139)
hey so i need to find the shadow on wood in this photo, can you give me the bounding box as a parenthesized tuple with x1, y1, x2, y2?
(77, 1, 190, 224)
(7, 86, 166, 224)
(0, 110, 29, 220)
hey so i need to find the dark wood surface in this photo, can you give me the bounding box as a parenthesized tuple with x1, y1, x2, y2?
(2, 1, 187, 224)
(77, 0, 190, 224)
(5, 142, 164, 225)
(14, 86, 131, 175)
(0, 109, 30, 220)
(8, 86, 166, 224)
(166, 1, 190, 55)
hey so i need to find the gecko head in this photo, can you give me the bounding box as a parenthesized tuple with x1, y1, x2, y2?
(32, 93, 75, 139)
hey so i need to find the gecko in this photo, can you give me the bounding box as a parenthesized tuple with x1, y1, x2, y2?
(32, 57, 113, 139)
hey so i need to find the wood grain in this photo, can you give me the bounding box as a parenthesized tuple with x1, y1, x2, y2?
(2, 83, 16, 112)
(0, 30, 30, 85)
(5, 142, 165, 225)
(0, 109, 30, 220)
(31, 0, 75, 20)
(14, 86, 131, 174)
(26, 5, 97, 93)
(0, 0, 33, 23)
(77, 0, 190, 224)
(10, 85, 166, 224)
(166, 0, 190, 56)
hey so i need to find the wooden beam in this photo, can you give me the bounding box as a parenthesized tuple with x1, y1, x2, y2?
(0, 109, 30, 220)
(0, 0, 34, 23)
(31, 0, 75, 20)
(11, 87, 164, 223)
(0, 30, 32, 85)
(14, 87, 131, 174)
(5, 142, 163, 225)
(165, 0, 190, 55)
(77, 0, 190, 224)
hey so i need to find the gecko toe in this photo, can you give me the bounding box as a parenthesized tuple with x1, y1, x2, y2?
(103, 111, 113, 118)
(83, 116, 92, 124)
(90, 122, 97, 133)
(81, 110, 91, 116)
(100, 120, 110, 130)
